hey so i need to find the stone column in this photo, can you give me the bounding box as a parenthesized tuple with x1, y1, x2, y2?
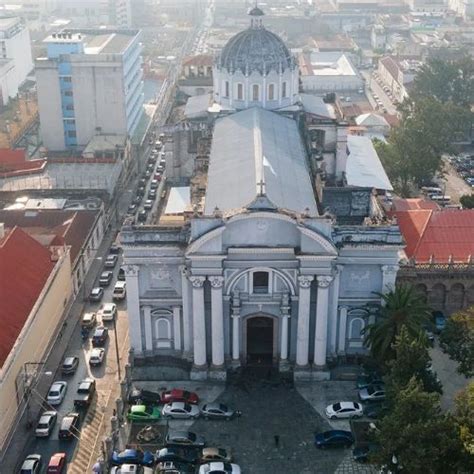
(231, 291, 241, 363)
(189, 276, 206, 367)
(124, 265, 142, 356)
(280, 293, 290, 362)
(313, 275, 334, 367)
(209, 276, 225, 367)
(296, 275, 314, 367)
(173, 306, 181, 351)
(381, 265, 399, 294)
(143, 305, 153, 353)
(329, 266, 343, 356)
(338, 306, 348, 354)
(180, 266, 192, 355)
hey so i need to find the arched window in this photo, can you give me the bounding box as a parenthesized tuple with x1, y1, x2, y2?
(237, 83, 243, 100)
(282, 81, 287, 98)
(252, 84, 259, 101)
(224, 81, 229, 98)
(449, 283, 465, 311)
(156, 318, 171, 340)
(349, 317, 365, 339)
(415, 283, 428, 303)
(268, 83, 275, 101)
(253, 271, 269, 294)
(430, 283, 446, 310)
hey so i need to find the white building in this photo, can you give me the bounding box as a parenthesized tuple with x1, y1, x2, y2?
(448, 0, 474, 18)
(0, 17, 33, 105)
(35, 28, 143, 151)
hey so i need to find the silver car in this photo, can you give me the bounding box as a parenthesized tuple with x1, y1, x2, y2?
(359, 384, 386, 402)
(201, 403, 240, 420)
(166, 430, 205, 447)
(35, 410, 57, 437)
(162, 402, 200, 420)
(46, 381, 67, 406)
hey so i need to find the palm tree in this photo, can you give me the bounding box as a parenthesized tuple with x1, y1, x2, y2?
(363, 284, 432, 365)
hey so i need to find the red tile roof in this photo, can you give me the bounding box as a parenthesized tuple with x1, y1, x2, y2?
(183, 54, 213, 67)
(395, 207, 474, 263)
(392, 198, 439, 212)
(0, 227, 55, 367)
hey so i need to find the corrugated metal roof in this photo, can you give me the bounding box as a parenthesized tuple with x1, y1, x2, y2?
(345, 135, 393, 191)
(204, 107, 318, 216)
(184, 94, 211, 119)
(300, 94, 336, 119)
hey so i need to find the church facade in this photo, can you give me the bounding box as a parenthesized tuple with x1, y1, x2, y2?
(121, 7, 403, 381)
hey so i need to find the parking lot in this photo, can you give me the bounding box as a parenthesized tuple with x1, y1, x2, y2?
(127, 373, 377, 474)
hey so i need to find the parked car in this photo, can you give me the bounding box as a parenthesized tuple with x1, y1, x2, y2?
(352, 443, 380, 463)
(166, 430, 205, 448)
(200, 448, 233, 463)
(129, 387, 162, 405)
(199, 462, 241, 474)
(359, 384, 386, 402)
(325, 402, 363, 420)
(110, 449, 154, 467)
(127, 404, 161, 422)
(364, 402, 389, 419)
(356, 371, 383, 389)
(105, 254, 118, 268)
(35, 411, 57, 437)
(46, 381, 67, 406)
(110, 465, 154, 474)
(46, 453, 66, 473)
(137, 210, 147, 222)
(161, 388, 199, 405)
(92, 326, 108, 347)
(137, 186, 146, 197)
(101, 302, 117, 322)
(113, 281, 127, 301)
(74, 378, 96, 408)
(155, 461, 195, 473)
(89, 287, 104, 302)
(150, 179, 159, 190)
(127, 204, 138, 215)
(81, 312, 97, 329)
(20, 454, 42, 474)
(118, 267, 125, 281)
(109, 244, 120, 254)
(155, 447, 199, 465)
(89, 348, 106, 366)
(61, 356, 79, 375)
(201, 403, 240, 420)
(99, 271, 113, 287)
(58, 412, 80, 439)
(162, 402, 200, 420)
(139, 178, 147, 187)
(314, 430, 354, 449)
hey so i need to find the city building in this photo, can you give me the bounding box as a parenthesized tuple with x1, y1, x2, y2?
(35, 28, 143, 151)
(179, 55, 214, 97)
(377, 56, 420, 103)
(393, 201, 474, 315)
(0, 224, 72, 451)
(121, 7, 402, 382)
(0, 17, 33, 106)
(448, 0, 474, 19)
(298, 51, 363, 93)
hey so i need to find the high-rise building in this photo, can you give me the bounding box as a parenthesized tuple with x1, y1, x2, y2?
(35, 28, 143, 151)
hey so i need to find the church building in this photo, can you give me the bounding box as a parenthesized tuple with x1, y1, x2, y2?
(120, 7, 403, 381)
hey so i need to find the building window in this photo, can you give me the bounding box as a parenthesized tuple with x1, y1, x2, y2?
(268, 83, 275, 101)
(64, 90, 73, 97)
(65, 104, 74, 111)
(224, 81, 229, 98)
(349, 317, 365, 339)
(237, 83, 243, 100)
(252, 84, 259, 101)
(67, 131, 76, 138)
(156, 318, 171, 339)
(253, 271, 269, 294)
(282, 81, 287, 98)
(62, 76, 72, 82)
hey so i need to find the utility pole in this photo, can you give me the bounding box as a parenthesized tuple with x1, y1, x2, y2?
(113, 316, 121, 381)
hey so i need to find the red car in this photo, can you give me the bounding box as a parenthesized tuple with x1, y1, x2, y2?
(47, 452, 66, 473)
(161, 388, 199, 405)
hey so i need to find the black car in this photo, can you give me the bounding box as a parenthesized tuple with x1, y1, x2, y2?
(109, 244, 120, 254)
(128, 388, 161, 405)
(127, 203, 138, 215)
(139, 178, 147, 187)
(59, 412, 80, 439)
(99, 271, 113, 287)
(89, 287, 104, 302)
(74, 378, 96, 408)
(61, 356, 79, 375)
(314, 430, 354, 449)
(137, 186, 146, 197)
(155, 447, 199, 465)
(137, 210, 147, 222)
(92, 326, 108, 347)
(118, 267, 125, 281)
(148, 189, 157, 200)
(132, 195, 142, 206)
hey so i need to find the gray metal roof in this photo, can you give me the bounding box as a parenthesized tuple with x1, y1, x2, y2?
(204, 107, 318, 216)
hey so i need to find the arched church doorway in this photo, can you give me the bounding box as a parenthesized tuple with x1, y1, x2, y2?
(245, 316, 275, 366)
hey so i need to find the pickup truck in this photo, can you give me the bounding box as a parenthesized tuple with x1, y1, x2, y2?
(74, 378, 96, 408)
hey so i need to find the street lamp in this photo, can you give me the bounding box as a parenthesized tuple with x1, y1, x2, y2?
(113, 316, 122, 381)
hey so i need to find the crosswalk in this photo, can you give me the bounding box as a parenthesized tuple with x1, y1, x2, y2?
(68, 389, 111, 474)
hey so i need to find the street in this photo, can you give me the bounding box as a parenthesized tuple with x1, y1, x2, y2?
(360, 70, 397, 116)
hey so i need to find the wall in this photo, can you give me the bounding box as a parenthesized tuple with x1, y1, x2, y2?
(4, 25, 33, 89)
(301, 74, 363, 93)
(0, 249, 72, 450)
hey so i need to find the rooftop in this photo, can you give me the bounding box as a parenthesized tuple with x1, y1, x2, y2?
(299, 52, 358, 77)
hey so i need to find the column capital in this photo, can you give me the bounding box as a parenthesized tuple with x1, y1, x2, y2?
(381, 265, 399, 275)
(124, 264, 139, 277)
(298, 275, 314, 288)
(209, 276, 224, 288)
(189, 276, 206, 288)
(317, 275, 334, 288)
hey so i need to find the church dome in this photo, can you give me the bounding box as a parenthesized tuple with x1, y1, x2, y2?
(217, 9, 294, 75)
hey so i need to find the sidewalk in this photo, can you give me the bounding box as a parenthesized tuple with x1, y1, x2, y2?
(0, 223, 119, 473)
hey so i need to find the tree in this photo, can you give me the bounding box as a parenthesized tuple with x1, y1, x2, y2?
(460, 194, 474, 209)
(385, 326, 442, 396)
(374, 378, 465, 473)
(453, 382, 474, 468)
(439, 308, 474, 377)
(363, 285, 432, 365)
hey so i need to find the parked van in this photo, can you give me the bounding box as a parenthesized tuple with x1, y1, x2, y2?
(113, 281, 126, 301)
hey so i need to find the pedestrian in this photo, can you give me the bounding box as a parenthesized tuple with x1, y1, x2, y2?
(274, 435, 280, 448)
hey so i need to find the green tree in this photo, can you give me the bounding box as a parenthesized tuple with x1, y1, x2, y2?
(385, 326, 442, 396)
(374, 378, 464, 473)
(363, 285, 432, 365)
(453, 382, 474, 467)
(439, 308, 474, 377)
(460, 194, 474, 209)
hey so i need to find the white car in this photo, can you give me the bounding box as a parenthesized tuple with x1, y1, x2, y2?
(89, 348, 106, 366)
(46, 381, 67, 406)
(35, 410, 57, 437)
(101, 303, 117, 322)
(162, 401, 200, 419)
(325, 401, 363, 419)
(199, 462, 241, 474)
(110, 464, 154, 473)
